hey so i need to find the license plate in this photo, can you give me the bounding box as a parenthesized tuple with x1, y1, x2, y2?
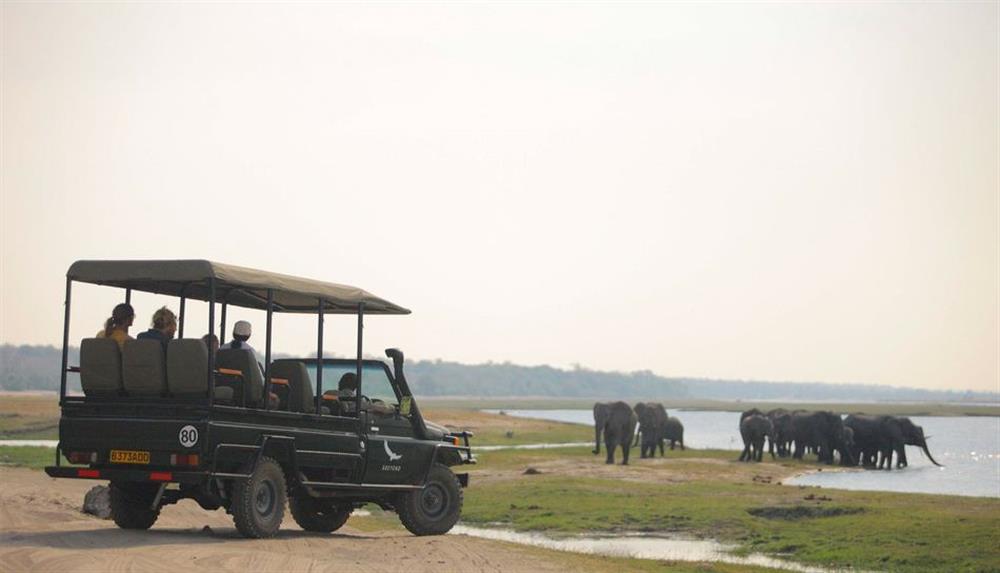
(110, 450, 150, 464)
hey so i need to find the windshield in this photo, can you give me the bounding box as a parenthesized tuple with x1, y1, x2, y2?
(310, 363, 399, 406)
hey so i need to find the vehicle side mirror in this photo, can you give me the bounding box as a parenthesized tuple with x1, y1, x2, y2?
(400, 396, 412, 416)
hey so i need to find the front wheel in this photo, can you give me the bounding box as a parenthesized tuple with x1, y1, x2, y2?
(110, 482, 160, 530)
(397, 464, 463, 536)
(231, 457, 287, 538)
(289, 497, 352, 533)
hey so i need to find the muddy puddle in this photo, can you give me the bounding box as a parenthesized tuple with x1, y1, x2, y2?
(451, 525, 857, 572)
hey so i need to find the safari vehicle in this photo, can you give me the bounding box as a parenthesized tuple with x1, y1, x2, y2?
(45, 260, 474, 538)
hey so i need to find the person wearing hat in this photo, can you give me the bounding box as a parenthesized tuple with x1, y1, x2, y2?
(222, 320, 257, 353)
(222, 320, 263, 372)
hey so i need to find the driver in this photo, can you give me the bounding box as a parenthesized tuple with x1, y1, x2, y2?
(331, 373, 393, 416)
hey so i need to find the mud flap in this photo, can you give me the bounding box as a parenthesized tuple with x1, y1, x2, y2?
(456, 473, 469, 488)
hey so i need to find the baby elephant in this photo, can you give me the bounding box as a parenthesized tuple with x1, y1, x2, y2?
(740, 414, 773, 462)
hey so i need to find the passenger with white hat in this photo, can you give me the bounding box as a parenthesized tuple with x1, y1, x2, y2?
(222, 320, 263, 371)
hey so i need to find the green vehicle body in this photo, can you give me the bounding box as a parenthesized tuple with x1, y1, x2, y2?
(45, 260, 474, 537)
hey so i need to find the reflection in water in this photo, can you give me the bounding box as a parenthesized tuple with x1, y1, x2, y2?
(485, 410, 1000, 498)
(451, 525, 841, 573)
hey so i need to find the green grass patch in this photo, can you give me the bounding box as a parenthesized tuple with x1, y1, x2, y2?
(0, 445, 56, 469)
(470, 423, 592, 446)
(462, 449, 1000, 572)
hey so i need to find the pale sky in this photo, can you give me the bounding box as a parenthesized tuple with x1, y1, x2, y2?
(1, 2, 997, 392)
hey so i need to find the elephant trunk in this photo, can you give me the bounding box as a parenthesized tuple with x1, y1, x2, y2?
(921, 441, 943, 467)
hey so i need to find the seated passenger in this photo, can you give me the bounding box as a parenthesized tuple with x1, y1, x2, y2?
(96, 303, 135, 350)
(201, 333, 219, 354)
(331, 372, 378, 415)
(222, 320, 263, 373)
(136, 306, 176, 354)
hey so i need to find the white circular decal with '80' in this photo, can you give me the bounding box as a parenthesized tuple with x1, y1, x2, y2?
(179, 425, 199, 448)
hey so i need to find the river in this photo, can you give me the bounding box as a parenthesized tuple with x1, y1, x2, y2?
(484, 409, 1000, 498)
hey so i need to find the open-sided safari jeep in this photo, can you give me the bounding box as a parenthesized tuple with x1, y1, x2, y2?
(45, 260, 474, 538)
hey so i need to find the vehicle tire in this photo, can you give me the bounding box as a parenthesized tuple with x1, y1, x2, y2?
(397, 463, 463, 536)
(110, 482, 160, 530)
(231, 457, 287, 538)
(289, 497, 352, 533)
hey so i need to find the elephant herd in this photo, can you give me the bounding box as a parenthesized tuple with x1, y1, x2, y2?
(739, 408, 942, 469)
(592, 401, 685, 465)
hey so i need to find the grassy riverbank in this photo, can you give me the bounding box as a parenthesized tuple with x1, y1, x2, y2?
(462, 445, 999, 572)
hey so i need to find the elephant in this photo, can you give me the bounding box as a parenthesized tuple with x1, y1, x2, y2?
(766, 408, 794, 458)
(592, 402, 612, 454)
(841, 426, 856, 467)
(893, 416, 940, 468)
(791, 411, 852, 465)
(636, 402, 668, 458)
(663, 416, 685, 450)
(601, 401, 638, 465)
(632, 402, 649, 447)
(740, 414, 773, 462)
(844, 415, 941, 470)
(738, 408, 765, 461)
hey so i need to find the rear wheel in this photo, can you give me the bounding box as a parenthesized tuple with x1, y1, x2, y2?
(397, 464, 462, 536)
(289, 497, 352, 533)
(231, 457, 287, 538)
(110, 482, 160, 530)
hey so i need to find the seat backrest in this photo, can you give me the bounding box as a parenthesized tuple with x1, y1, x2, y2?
(167, 339, 210, 398)
(216, 349, 264, 405)
(270, 360, 315, 413)
(80, 338, 122, 397)
(122, 339, 167, 397)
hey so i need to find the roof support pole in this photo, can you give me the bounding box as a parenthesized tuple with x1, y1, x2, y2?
(178, 292, 186, 339)
(56, 278, 72, 468)
(315, 298, 324, 413)
(125, 288, 131, 305)
(220, 302, 227, 344)
(264, 289, 274, 410)
(207, 278, 216, 403)
(356, 303, 364, 432)
(59, 278, 72, 405)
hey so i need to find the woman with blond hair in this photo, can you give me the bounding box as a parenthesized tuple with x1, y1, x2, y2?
(136, 306, 177, 354)
(97, 303, 135, 350)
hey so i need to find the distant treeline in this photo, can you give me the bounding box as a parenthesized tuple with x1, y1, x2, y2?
(0, 344, 994, 403)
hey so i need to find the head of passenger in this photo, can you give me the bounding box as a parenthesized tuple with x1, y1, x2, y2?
(338, 372, 357, 393)
(201, 333, 219, 353)
(151, 307, 178, 339)
(136, 306, 177, 352)
(99, 303, 135, 349)
(229, 320, 252, 349)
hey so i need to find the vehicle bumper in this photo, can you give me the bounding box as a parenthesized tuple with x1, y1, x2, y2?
(45, 466, 209, 484)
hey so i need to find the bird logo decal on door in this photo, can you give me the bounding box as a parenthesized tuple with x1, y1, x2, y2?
(383, 439, 402, 461)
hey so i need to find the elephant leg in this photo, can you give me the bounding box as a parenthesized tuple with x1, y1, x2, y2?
(593, 426, 602, 455)
(621, 441, 630, 465)
(658, 439, 665, 457)
(680, 440, 685, 451)
(605, 435, 615, 464)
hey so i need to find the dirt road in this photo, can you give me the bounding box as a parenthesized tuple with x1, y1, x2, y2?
(0, 468, 569, 573)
